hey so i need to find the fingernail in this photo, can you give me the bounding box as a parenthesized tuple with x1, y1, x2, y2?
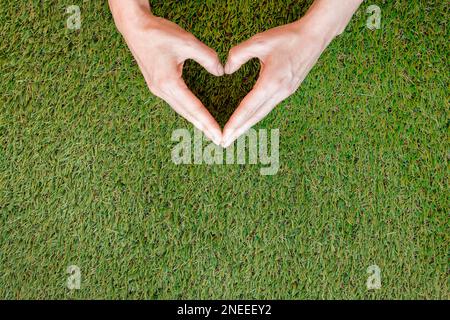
(222, 134, 234, 148)
(205, 135, 213, 144)
(221, 134, 231, 148)
(208, 131, 221, 146)
(212, 136, 221, 146)
(223, 138, 234, 148)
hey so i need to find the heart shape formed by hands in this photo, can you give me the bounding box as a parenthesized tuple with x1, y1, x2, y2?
(150, 0, 311, 146)
(182, 58, 260, 130)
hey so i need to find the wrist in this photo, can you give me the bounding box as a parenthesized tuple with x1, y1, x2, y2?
(109, 0, 153, 34)
(296, 0, 363, 44)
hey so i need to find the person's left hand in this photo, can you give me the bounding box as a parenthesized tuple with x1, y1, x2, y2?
(221, 19, 334, 147)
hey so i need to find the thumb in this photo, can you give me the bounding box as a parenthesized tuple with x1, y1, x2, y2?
(225, 36, 266, 74)
(183, 38, 224, 76)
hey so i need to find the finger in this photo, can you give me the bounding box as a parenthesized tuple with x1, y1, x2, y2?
(183, 38, 224, 76)
(162, 80, 222, 145)
(224, 36, 267, 74)
(134, 52, 222, 144)
(222, 93, 285, 148)
(222, 72, 276, 145)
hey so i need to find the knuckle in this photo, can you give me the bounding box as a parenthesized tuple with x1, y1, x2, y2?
(273, 73, 299, 95)
(182, 34, 201, 49)
(274, 75, 290, 87)
(159, 80, 176, 94)
(288, 82, 299, 94)
(281, 79, 296, 94)
(250, 34, 265, 44)
(147, 79, 162, 96)
(152, 76, 178, 96)
(149, 85, 163, 98)
(282, 84, 295, 96)
(145, 27, 166, 42)
(147, 83, 157, 93)
(182, 35, 196, 48)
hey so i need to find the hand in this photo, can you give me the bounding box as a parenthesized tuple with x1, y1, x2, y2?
(221, 19, 331, 147)
(112, 5, 224, 145)
(221, 0, 362, 148)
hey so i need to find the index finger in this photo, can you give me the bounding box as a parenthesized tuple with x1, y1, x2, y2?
(222, 71, 276, 146)
(162, 79, 222, 145)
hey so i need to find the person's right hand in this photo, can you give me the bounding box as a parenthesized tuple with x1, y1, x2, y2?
(112, 5, 224, 145)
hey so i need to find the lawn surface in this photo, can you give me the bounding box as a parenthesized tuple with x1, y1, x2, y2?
(0, 0, 448, 299)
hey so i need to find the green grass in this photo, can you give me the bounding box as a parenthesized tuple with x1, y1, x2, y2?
(0, 0, 448, 299)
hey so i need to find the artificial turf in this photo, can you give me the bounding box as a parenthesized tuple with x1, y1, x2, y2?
(0, 0, 448, 299)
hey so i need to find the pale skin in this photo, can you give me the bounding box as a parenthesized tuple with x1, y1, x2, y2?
(108, 0, 364, 147)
